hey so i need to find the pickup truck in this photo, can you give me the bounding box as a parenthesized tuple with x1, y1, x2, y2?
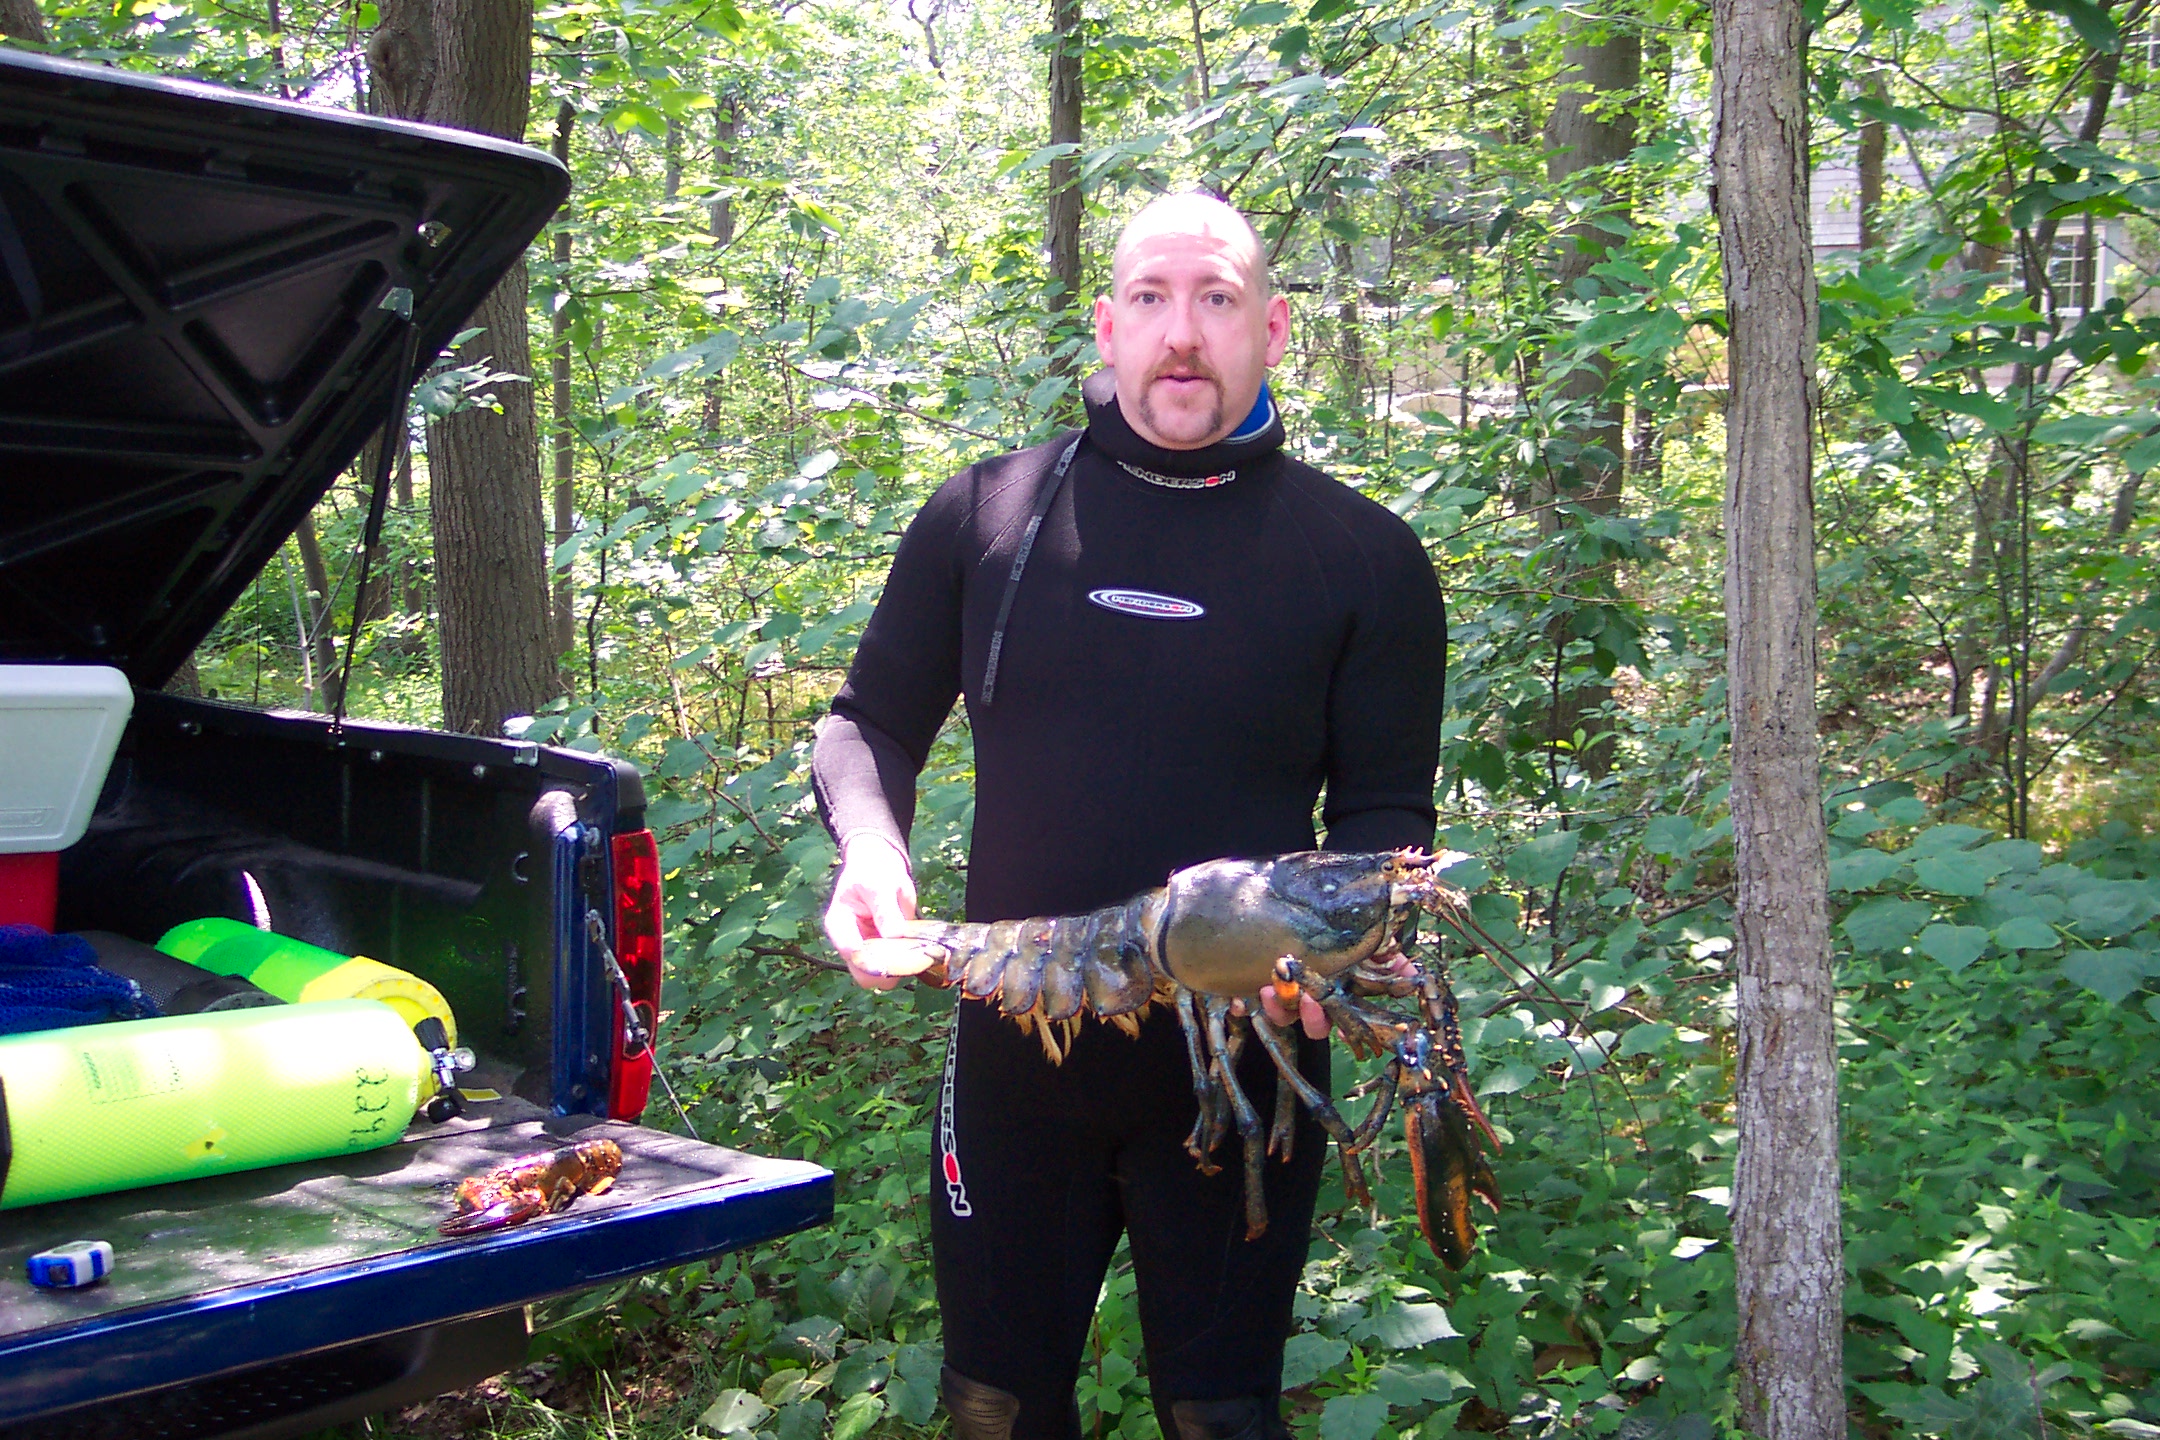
(0, 47, 831, 1439)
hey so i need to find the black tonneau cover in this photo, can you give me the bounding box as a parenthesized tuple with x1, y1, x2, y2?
(0, 47, 567, 685)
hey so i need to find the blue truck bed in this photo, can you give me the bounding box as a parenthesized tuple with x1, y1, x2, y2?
(0, 1108, 831, 1432)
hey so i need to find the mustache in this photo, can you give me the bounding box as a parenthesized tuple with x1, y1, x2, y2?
(1148, 361, 1221, 385)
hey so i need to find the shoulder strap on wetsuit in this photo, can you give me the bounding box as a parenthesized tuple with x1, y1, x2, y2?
(980, 428, 1084, 706)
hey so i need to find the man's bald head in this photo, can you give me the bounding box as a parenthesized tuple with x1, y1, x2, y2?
(1109, 191, 1270, 300)
(1094, 191, 1289, 449)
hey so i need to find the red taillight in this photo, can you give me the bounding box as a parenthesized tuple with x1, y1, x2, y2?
(607, 828, 663, 1120)
(0, 852, 58, 930)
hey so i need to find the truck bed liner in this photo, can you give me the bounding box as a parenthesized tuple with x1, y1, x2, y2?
(0, 1114, 828, 1422)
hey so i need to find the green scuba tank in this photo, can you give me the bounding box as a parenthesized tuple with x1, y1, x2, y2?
(0, 999, 428, 1209)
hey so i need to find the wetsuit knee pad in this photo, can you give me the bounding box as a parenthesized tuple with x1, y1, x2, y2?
(1167, 1395, 1290, 1440)
(942, 1367, 1024, 1440)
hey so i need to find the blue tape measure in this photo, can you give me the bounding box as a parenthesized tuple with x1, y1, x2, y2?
(27, 1240, 113, 1289)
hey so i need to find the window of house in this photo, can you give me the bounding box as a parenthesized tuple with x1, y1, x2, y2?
(2048, 226, 2098, 314)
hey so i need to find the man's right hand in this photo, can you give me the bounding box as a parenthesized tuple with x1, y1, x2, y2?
(823, 833, 919, 991)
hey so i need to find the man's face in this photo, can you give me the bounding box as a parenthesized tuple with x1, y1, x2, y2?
(1093, 213, 1291, 450)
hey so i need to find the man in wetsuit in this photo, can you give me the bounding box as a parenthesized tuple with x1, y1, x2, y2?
(813, 192, 1446, 1440)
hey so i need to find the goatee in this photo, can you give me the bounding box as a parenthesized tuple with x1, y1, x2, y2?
(1137, 376, 1222, 445)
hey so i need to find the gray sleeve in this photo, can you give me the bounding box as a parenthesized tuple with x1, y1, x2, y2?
(812, 468, 976, 860)
(811, 710, 920, 858)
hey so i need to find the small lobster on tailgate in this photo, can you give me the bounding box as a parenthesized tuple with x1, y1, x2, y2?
(855, 849, 1503, 1268)
(439, 1138, 624, 1237)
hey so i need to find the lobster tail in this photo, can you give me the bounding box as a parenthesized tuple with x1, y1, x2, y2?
(1404, 1088, 1500, 1269)
(997, 919, 1056, 1015)
(857, 901, 1166, 1063)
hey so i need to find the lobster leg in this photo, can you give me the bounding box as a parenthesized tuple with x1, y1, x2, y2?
(1246, 1016, 1360, 1151)
(1350, 1058, 1401, 1151)
(1334, 993, 1425, 1055)
(1319, 995, 1393, 1060)
(1203, 999, 1270, 1241)
(1276, 959, 1410, 1062)
(1249, 1013, 1373, 1210)
(1176, 988, 1226, 1175)
(1416, 965, 1502, 1152)
(439, 1190, 546, 1237)
(1270, 1057, 1297, 1162)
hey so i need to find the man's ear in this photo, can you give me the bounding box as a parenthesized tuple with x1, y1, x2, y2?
(1263, 292, 1291, 367)
(1093, 294, 1116, 361)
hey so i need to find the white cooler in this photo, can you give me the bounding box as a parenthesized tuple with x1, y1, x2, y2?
(0, 665, 133, 929)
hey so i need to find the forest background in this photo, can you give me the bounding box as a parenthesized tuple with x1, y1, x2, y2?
(2, 0, 2158, 1436)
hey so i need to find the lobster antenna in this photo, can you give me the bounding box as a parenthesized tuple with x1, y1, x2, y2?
(1426, 911, 1618, 1175)
(1427, 907, 1650, 1157)
(1442, 906, 1644, 1135)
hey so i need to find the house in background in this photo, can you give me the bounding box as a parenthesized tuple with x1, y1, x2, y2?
(1812, 147, 2133, 319)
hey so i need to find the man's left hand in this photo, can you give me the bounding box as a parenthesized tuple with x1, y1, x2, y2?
(1257, 984, 1327, 1038)
(1253, 952, 1419, 1039)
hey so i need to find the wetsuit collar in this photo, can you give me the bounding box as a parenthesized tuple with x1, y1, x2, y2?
(1081, 368, 1284, 487)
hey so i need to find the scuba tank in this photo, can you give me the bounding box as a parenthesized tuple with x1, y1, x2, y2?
(155, 918, 457, 1045)
(76, 930, 283, 1015)
(0, 999, 429, 1209)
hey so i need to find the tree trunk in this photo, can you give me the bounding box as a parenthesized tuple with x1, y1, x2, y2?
(354, 419, 428, 657)
(1542, 19, 1638, 517)
(704, 94, 740, 434)
(1712, 0, 1842, 1434)
(384, 424, 422, 626)
(908, 0, 946, 72)
(1186, 0, 1212, 143)
(372, 0, 557, 735)
(0, 0, 45, 43)
(1856, 71, 1886, 252)
(430, 265, 554, 732)
(1045, 0, 1084, 327)
(1493, 0, 1535, 150)
(1325, 196, 1366, 407)
(1629, 402, 1662, 487)
(293, 513, 342, 710)
(709, 94, 740, 247)
(551, 101, 578, 681)
(365, 0, 435, 118)
(1956, 53, 2121, 819)
(353, 430, 402, 625)
(1538, 20, 1638, 775)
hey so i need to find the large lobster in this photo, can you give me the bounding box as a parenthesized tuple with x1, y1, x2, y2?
(854, 848, 1502, 1268)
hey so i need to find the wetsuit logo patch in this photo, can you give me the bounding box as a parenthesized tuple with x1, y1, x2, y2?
(1087, 588, 1206, 620)
(939, 1018, 971, 1218)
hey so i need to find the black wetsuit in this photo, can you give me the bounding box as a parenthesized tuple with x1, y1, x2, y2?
(813, 372, 1446, 1440)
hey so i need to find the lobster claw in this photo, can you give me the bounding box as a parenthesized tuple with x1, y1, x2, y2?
(439, 1193, 546, 1237)
(1404, 1087, 1501, 1269)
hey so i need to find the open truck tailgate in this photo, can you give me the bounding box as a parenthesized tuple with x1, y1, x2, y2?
(0, 1114, 830, 1428)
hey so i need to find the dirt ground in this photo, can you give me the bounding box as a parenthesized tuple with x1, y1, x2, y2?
(374, 1318, 714, 1438)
